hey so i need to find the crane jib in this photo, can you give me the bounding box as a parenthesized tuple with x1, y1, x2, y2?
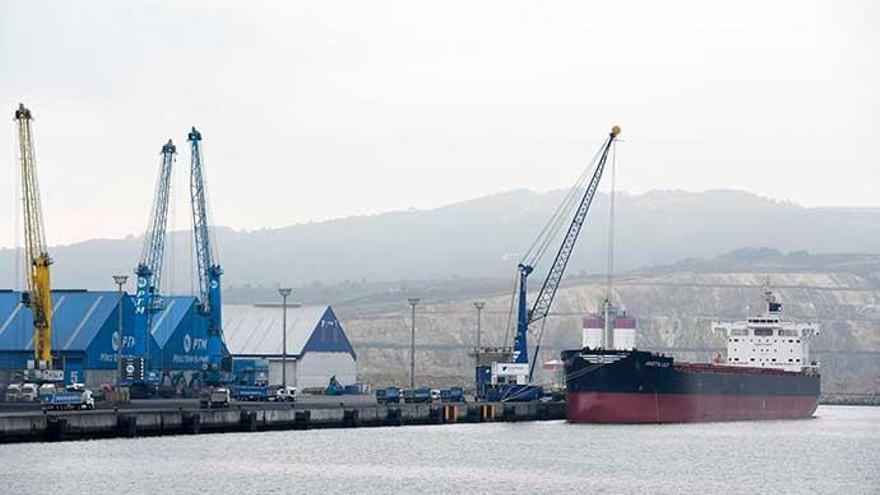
(530, 132, 617, 323)
(515, 127, 620, 375)
(188, 127, 226, 380)
(15, 103, 55, 369)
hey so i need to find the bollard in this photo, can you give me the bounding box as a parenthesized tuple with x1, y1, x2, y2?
(429, 406, 443, 424)
(536, 403, 548, 420)
(117, 415, 138, 438)
(45, 416, 69, 442)
(239, 410, 258, 432)
(182, 412, 201, 434)
(387, 408, 402, 426)
(343, 409, 359, 428)
(502, 404, 515, 421)
(294, 410, 311, 430)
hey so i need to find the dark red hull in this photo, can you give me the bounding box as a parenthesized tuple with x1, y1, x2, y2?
(567, 391, 819, 423)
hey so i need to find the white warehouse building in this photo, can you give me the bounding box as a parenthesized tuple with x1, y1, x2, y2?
(223, 304, 357, 389)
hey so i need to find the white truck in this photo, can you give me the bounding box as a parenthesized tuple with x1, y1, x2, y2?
(4, 384, 21, 402)
(271, 386, 297, 402)
(19, 383, 39, 402)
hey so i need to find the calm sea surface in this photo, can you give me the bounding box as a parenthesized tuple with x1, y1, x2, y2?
(1, 405, 877, 494)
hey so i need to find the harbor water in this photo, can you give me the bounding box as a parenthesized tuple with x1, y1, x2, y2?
(1, 405, 877, 494)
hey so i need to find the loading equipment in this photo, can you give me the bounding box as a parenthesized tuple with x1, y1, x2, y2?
(478, 126, 620, 401)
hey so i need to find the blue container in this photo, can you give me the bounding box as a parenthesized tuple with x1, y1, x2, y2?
(377, 387, 402, 404)
(440, 387, 464, 402)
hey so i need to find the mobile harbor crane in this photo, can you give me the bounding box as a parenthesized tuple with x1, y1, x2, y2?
(188, 127, 232, 385)
(478, 126, 620, 401)
(124, 140, 177, 392)
(14, 104, 63, 383)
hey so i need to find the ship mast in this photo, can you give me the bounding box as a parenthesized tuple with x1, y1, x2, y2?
(603, 137, 618, 349)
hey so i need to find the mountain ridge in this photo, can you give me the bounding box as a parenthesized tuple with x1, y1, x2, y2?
(1, 188, 876, 291)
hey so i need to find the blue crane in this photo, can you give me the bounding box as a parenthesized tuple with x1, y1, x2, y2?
(126, 140, 176, 388)
(484, 126, 620, 401)
(187, 127, 230, 385)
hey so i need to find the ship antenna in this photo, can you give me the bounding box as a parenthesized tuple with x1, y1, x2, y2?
(762, 275, 779, 315)
(605, 137, 617, 303)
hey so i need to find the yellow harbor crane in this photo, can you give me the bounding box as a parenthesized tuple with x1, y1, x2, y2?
(14, 103, 61, 382)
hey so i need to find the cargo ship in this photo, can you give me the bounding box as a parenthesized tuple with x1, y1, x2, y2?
(562, 286, 820, 423)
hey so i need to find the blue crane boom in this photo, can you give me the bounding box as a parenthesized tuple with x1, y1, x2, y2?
(187, 127, 227, 382)
(129, 140, 176, 385)
(516, 126, 620, 370)
(481, 126, 619, 401)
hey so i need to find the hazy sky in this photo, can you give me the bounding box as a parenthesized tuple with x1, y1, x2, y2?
(1, 0, 877, 248)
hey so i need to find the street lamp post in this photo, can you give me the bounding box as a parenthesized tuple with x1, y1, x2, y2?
(113, 275, 128, 385)
(278, 288, 292, 390)
(474, 301, 485, 350)
(407, 298, 420, 389)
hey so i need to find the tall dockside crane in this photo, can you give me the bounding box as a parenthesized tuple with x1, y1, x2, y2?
(125, 140, 177, 388)
(14, 103, 63, 382)
(480, 126, 620, 401)
(188, 127, 230, 384)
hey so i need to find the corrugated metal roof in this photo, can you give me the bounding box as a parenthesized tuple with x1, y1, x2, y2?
(0, 290, 121, 352)
(150, 296, 198, 348)
(223, 304, 330, 356)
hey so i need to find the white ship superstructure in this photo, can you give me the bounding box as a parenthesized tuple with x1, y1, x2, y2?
(582, 301, 636, 351)
(712, 284, 819, 372)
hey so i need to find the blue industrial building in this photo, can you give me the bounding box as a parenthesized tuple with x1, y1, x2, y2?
(0, 290, 226, 390)
(0, 289, 157, 386)
(0, 290, 353, 394)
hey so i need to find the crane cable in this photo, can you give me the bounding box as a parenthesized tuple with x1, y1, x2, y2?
(501, 139, 607, 346)
(521, 143, 605, 268)
(531, 139, 619, 380)
(606, 141, 617, 303)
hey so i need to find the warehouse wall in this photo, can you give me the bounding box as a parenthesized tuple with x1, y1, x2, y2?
(296, 352, 356, 389)
(267, 358, 298, 387)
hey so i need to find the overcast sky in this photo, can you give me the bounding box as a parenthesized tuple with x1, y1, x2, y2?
(1, 0, 877, 248)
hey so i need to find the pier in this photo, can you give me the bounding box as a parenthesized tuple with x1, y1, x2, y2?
(0, 400, 565, 444)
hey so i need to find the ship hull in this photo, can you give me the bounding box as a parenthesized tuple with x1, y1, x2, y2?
(563, 349, 820, 424)
(567, 391, 818, 423)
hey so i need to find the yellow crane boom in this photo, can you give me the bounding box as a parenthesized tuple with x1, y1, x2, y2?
(14, 103, 54, 373)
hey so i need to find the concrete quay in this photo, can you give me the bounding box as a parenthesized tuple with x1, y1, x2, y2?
(0, 401, 565, 444)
